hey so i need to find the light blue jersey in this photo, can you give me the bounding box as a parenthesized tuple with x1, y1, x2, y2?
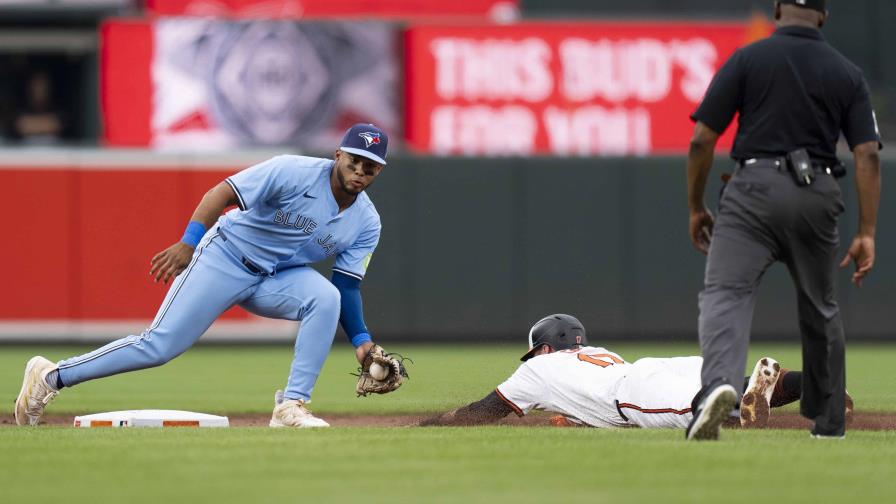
(222, 155, 381, 279)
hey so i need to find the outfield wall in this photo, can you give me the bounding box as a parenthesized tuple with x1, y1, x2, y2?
(2, 151, 892, 341)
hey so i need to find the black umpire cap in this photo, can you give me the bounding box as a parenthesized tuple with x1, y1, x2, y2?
(521, 314, 588, 361)
(777, 0, 826, 12)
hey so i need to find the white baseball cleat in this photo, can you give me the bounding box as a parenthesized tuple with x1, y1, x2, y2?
(686, 382, 738, 441)
(14, 356, 60, 426)
(740, 357, 781, 429)
(269, 396, 329, 428)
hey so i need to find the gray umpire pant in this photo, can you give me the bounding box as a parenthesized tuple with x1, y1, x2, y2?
(699, 159, 847, 435)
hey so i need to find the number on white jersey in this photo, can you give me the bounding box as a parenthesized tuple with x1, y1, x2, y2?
(577, 352, 626, 368)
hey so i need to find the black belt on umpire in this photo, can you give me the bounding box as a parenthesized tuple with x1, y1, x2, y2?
(218, 229, 269, 276)
(737, 157, 846, 179)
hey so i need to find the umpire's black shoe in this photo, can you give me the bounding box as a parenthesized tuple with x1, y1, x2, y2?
(810, 424, 846, 440)
(685, 379, 738, 441)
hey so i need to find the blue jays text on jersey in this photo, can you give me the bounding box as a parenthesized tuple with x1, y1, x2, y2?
(273, 209, 318, 233)
(271, 210, 339, 257)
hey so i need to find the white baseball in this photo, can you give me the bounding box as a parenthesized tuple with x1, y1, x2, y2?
(369, 362, 390, 380)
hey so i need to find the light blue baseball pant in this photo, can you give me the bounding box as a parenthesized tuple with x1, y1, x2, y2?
(57, 229, 341, 402)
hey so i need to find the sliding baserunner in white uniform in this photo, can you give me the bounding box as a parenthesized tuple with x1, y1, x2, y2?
(420, 314, 852, 430)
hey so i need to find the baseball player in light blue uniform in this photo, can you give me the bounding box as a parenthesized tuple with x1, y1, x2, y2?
(15, 124, 397, 428)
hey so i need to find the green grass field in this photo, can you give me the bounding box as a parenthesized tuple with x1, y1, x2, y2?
(2, 343, 895, 503)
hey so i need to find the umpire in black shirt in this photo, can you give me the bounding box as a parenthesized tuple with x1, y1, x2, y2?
(684, 0, 882, 440)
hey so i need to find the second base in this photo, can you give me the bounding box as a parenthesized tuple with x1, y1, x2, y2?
(74, 410, 229, 428)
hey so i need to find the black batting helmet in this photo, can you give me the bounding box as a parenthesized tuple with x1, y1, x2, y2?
(521, 314, 587, 361)
(777, 0, 826, 13)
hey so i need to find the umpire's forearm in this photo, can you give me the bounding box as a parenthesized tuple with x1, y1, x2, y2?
(853, 141, 881, 237)
(687, 123, 720, 211)
(687, 152, 713, 211)
(189, 182, 239, 228)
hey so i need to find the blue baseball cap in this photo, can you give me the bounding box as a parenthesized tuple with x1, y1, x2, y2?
(339, 123, 388, 165)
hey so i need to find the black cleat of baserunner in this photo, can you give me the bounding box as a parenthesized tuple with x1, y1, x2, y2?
(685, 379, 738, 441)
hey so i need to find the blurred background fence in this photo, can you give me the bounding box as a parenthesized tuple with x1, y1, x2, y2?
(1, 0, 892, 342)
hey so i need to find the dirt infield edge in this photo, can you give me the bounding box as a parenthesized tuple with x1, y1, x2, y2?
(2, 411, 894, 430)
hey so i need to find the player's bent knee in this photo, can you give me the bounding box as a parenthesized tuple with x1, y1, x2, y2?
(313, 282, 341, 313)
(296, 293, 340, 321)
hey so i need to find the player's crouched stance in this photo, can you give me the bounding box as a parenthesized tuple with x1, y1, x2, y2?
(15, 124, 407, 428)
(419, 314, 853, 435)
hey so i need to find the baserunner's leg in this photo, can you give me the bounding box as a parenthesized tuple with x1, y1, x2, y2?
(617, 356, 704, 429)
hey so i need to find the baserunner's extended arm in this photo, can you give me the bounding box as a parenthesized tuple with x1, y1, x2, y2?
(418, 391, 515, 426)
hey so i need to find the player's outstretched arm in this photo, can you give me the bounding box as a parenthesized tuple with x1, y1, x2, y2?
(150, 181, 239, 284)
(418, 391, 514, 427)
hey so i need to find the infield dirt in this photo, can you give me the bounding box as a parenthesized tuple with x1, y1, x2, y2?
(3, 411, 895, 429)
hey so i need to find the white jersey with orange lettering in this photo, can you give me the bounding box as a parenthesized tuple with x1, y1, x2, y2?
(495, 346, 631, 428)
(495, 347, 703, 429)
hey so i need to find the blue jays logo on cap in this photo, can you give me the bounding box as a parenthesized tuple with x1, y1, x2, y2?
(340, 123, 388, 165)
(359, 131, 382, 148)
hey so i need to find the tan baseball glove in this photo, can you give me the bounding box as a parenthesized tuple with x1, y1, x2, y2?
(355, 344, 409, 397)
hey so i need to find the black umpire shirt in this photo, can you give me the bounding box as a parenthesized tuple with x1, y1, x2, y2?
(692, 25, 882, 164)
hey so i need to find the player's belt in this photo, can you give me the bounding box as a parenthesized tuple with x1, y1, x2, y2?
(614, 400, 630, 422)
(218, 229, 268, 276)
(240, 257, 265, 275)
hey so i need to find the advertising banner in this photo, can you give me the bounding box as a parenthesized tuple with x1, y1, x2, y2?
(102, 18, 399, 150)
(0, 0, 128, 7)
(0, 153, 310, 341)
(145, 0, 519, 20)
(405, 21, 771, 156)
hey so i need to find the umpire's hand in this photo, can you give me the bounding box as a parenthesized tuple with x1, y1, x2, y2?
(689, 208, 715, 254)
(150, 242, 195, 284)
(840, 235, 875, 287)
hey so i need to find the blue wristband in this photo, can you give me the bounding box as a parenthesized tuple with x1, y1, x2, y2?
(350, 332, 372, 348)
(181, 221, 207, 248)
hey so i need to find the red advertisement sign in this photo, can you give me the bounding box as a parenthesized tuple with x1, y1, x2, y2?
(405, 21, 771, 156)
(146, 0, 520, 20)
